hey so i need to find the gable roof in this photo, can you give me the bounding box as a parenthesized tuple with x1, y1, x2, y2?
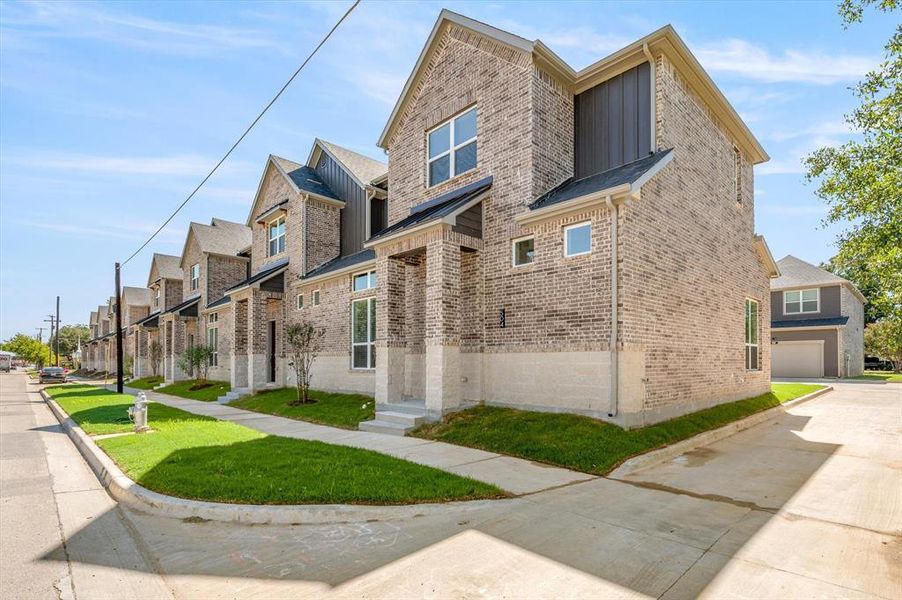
(377, 10, 767, 164)
(97, 305, 109, 320)
(89, 311, 98, 325)
(147, 253, 183, 286)
(244, 155, 343, 226)
(179, 218, 252, 267)
(307, 139, 387, 188)
(121, 286, 152, 307)
(772, 255, 866, 303)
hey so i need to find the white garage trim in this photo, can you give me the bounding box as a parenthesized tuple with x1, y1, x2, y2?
(772, 340, 824, 378)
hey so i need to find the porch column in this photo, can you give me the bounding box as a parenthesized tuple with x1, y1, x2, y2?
(375, 254, 406, 405)
(247, 290, 267, 391)
(424, 237, 461, 417)
(231, 298, 249, 390)
(172, 318, 189, 381)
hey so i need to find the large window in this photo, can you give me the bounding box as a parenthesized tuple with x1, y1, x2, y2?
(207, 314, 218, 367)
(353, 270, 377, 292)
(268, 216, 286, 256)
(427, 107, 477, 186)
(745, 299, 759, 371)
(784, 289, 819, 314)
(564, 222, 592, 257)
(351, 298, 376, 370)
(190, 264, 200, 291)
(512, 236, 535, 266)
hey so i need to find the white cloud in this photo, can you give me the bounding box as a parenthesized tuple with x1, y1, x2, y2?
(765, 120, 853, 143)
(18, 219, 185, 244)
(693, 39, 876, 85)
(5, 151, 255, 178)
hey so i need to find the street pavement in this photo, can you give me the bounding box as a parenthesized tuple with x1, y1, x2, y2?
(2, 372, 899, 599)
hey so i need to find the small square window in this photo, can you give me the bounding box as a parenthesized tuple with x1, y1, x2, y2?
(296, 294, 304, 310)
(564, 222, 592, 257)
(353, 270, 378, 292)
(312, 290, 321, 306)
(512, 237, 535, 266)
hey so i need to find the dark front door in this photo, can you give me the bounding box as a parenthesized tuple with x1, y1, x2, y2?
(267, 321, 276, 383)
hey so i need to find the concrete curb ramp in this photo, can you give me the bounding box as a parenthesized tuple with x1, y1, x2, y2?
(41, 390, 520, 525)
(608, 386, 834, 478)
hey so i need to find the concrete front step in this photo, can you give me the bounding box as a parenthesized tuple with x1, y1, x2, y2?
(217, 388, 249, 404)
(358, 419, 413, 436)
(376, 410, 425, 427)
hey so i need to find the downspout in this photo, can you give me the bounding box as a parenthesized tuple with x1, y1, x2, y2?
(302, 193, 309, 276)
(606, 196, 619, 418)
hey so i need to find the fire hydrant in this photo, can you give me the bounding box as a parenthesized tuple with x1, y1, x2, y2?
(127, 392, 149, 433)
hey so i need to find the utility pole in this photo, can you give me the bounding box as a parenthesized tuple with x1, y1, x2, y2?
(55, 296, 60, 367)
(43, 316, 55, 367)
(115, 263, 124, 393)
(35, 327, 44, 342)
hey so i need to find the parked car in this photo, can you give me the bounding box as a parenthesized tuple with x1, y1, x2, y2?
(864, 356, 894, 371)
(39, 367, 67, 384)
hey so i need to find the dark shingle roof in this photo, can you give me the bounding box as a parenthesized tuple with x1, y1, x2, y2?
(206, 295, 232, 310)
(272, 156, 340, 201)
(226, 258, 289, 292)
(531, 149, 673, 210)
(301, 249, 375, 281)
(368, 176, 492, 242)
(772, 317, 849, 329)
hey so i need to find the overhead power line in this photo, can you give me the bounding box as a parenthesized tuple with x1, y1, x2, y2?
(120, 0, 361, 267)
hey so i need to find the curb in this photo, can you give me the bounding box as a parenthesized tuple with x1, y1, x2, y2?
(41, 390, 518, 525)
(608, 386, 834, 479)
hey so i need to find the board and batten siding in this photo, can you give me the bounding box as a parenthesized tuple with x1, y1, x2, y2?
(574, 61, 652, 179)
(315, 153, 367, 257)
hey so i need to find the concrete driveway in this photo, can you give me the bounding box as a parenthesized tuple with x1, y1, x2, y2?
(5, 375, 900, 598)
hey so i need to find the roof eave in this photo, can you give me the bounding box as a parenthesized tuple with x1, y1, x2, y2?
(754, 235, 781, 278)
(293, 258, 377, 288)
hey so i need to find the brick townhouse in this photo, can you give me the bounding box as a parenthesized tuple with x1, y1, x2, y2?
(86, 10, 780, 431)
(129, 253, 183, 378)
(158, 219, 251, 383)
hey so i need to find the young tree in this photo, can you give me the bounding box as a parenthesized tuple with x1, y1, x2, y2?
(864, 319, 902, 371)
(285, 320, 325, 405)
(806, 0, 901, 321)
(177, 345, 213, 382)
(149, 340, 163, 376)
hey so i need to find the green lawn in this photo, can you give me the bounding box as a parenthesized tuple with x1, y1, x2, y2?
(157, 379, 230, 402)
(230, 387, 375, 429)
(412, 383, 824, 476)
(44, 384, 503, 505)
(127, 376, 164, 390)
(853, 371, 902, 382)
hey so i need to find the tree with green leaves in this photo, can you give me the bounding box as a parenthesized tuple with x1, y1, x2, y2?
(864, 319, 902, 371)
(49, 324, 90, 357)
(177, 345, 213, 382)
(807, 0, 901, 322)
(149, 340, 163, 376)
(1, 333, 52, 368)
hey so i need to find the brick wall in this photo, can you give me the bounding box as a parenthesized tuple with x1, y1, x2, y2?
(163, 279, 182, 310)
(840, 286, 865, 376)
(250, 162, 297, 277)
(304, 200, 341, 273)
(207, 255, 247, 305)
(181, 236, 205, 301)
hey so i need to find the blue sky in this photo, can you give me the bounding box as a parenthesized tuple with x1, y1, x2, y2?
(0, 1, 895, 339)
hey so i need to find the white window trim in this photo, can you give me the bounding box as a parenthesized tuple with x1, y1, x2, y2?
(267, 215, 286, 257)
(350, 297, 376, 371)
(783, 288, 820, 315)
(426, 106, 477, 188)
(207, 325, 218, 367)
(745, 298, 760, 371)
(296, 293, 304, 310)
(563, 222, 592, 258)
(190, 264, 200, 291)
(312, 289, 321, 306)
(511, 235, 535, 267)
(353, 269, 377, 292)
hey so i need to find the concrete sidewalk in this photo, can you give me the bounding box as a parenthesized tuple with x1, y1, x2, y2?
(119, 385, 594, 495)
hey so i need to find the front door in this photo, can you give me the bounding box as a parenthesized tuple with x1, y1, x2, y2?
(267, 321, 276, 383)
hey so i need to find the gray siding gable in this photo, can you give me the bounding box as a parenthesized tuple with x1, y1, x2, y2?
(771, 285, 842, 323)
(315, 152, 376, 257)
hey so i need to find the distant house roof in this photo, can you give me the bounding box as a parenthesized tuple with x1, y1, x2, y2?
(121, 286, 152, 307)
(226, 257, 289, 293)
(367, 176, 492, 244)
(180, 218, 252, 266)
(772, 316, 849, 329)
(299, 249, 375, 284)
(89, 311, 98, 325)
(308, 139, 388, 187)
(771, 256, 866, 303)
(530, 149, 674, 211)
(148, 253, 183, 286)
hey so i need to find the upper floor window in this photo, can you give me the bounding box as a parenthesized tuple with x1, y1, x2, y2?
(154, 287, 160, 307)
(208, 312, 218, 324)
(512, 236, 535, 267)
(190, 264, 200, 291)
(784, 289, 819, 314)
(428, 107, 477, 187)
(353, 270, 377, 292)
(312, 290, 321, 306)
(564, 222, 592, 257)
(268, 216, 286, 256)
(745, 299, 759, 370)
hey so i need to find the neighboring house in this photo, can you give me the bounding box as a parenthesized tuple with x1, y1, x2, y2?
(120, 286, 152, 377)
(133, 253, 184, 379)
(160, 218, 251, 383)
(770, 255, 865, 378)
(261, 10, 776, 431)
(84, 311, 100, 371)
(227, 143, 387, 393)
